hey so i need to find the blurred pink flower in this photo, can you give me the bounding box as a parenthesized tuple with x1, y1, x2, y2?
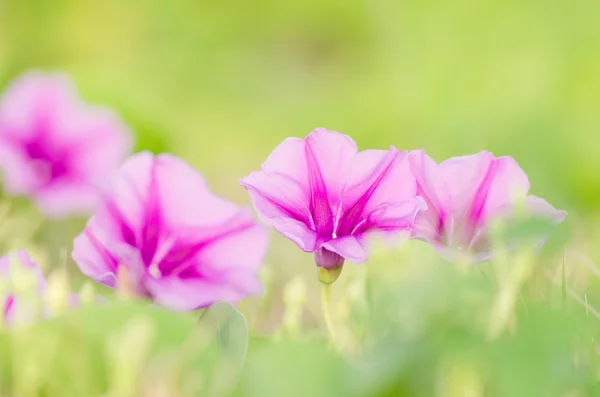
(0, 71, 132, 218)
(72, 152, 268, 311)
(240, 128, 425, 270)
(0, 250, 46, 325)
(409, 150, 566, 262)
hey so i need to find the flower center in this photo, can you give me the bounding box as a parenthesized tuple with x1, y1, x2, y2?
(148, 263, 162, 279)
(24, 141, 70, 183)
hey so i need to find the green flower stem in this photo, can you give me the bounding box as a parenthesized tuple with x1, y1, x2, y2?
(321, 283, 337, 348)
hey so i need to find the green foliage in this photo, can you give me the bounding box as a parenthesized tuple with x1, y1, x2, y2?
(235, 242, 600, 397)
(0, 213, 597, 397)
(1, 1, 599, 396)
(0, 301, 248, 396)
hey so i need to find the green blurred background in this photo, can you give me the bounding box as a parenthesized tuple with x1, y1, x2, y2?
(1, 2, 600, 395)
(2, 0, 599, 211)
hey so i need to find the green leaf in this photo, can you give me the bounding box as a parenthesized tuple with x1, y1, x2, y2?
(0, 300, 250, 396)
(235, 339, 351, 397)
(195, 301, 249, 396)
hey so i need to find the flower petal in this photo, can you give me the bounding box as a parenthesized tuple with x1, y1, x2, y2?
(61, 106, 132, 184)
(196, 216, 269, 274)
(337, 147, 416, 236)
(439, 152, 530, 224)
(0, 250, 45, 289)
(304, 128, 357, 222)
(363, 197, 427, 232)
(158, 208, 269, 276)
(322, 236, 368, 264)
(241, 170, 318, 251)
(0, 144, 42, 195)
(154, 154, 242, 229)
(145, 275, 262, 311)
(34, 182, 100, 218)
(0, 71, 77, 141)
(260, 136, 310, 193)
(408, 150, 452, 242)
(72, 221, 119, 288)
(525, 195, 567, 223)
(99, 151, 155, 246)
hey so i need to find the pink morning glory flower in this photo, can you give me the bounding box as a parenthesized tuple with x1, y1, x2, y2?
(72, 152, 269, 311)
(1, 250, 92, 326)
(408, 150, 566, 262)
(0, 71, 132, 218)
(0, 250, 46, 325)
(240, 128, 426, 274)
